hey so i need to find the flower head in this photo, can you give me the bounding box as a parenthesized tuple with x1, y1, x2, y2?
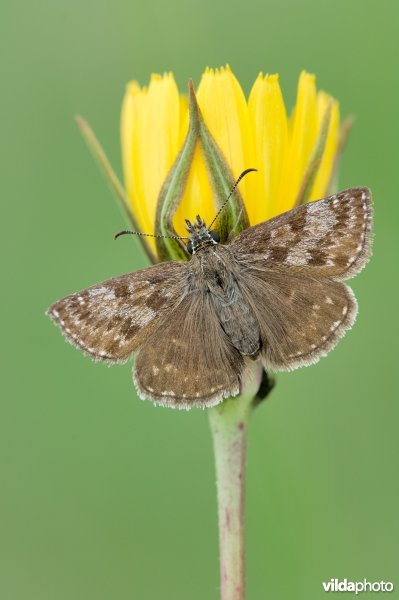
(121, 66, 340, 258)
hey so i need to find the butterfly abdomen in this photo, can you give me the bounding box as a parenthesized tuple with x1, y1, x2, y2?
(192, 248, 260, 356)
(215, 294, 260, 356)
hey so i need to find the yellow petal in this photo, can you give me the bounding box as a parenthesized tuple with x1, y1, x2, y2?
(278, 71, 318, 213)
(195, 66, 257, 225)
(248, 73, 288, 220)
(121, 81, 147, 233)
(140, 74, 181, 233)
(309, 92, 340, 201)
(121, 74, 181, 248)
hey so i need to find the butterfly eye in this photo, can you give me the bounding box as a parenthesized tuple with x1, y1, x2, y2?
(210, 231, 220, 243)
(186, 240, 193, 254)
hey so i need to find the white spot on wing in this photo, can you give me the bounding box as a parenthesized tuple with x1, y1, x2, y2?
(88, 287, 107, 297)
(285, 249, 311, 266)
(140, 307, 156, 326)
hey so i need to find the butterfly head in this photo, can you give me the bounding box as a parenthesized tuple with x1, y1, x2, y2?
(185, 215, 220, 255)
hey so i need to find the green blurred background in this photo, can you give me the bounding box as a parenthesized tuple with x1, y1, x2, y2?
(1, 0, 398, 598)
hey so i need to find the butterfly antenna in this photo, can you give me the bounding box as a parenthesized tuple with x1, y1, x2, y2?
(114, 230, 189, 241)
(208, 168, 257, 230)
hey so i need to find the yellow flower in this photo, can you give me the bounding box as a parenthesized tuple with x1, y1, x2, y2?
(121, 66, 340, 255)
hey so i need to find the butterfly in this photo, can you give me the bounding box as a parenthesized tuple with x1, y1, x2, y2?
(47, 184, 373, 409)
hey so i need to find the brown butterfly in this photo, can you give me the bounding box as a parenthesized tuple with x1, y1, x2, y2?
(47, 184, 373, 409)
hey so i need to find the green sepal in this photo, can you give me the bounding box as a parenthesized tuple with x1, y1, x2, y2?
(295, 101, 333, 207)
(155, 81, 200, 262)
(193, 93, 250, 243)
(327, 115, 355, 195)
(75, 116, 157, 264)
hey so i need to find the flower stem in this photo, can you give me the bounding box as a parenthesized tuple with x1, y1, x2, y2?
(208, 362, 263, 600)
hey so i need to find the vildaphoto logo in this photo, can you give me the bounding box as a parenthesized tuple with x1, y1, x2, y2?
(322, 579, 394, 594)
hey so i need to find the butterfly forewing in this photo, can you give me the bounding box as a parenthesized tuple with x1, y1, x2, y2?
(47, 261, 188, 362)
(134, 292, 244, 409)
(228, 188, 373, 371)
(231, 188, 372, 280)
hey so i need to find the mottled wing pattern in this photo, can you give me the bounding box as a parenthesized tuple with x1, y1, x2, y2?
(231, 188, 373, 280)
(239, 270, 357, 370)
(47, 261, 188, 363)
(134, 292, 244, 409)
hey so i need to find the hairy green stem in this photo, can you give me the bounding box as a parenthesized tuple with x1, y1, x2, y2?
(208, 361, 263, 600)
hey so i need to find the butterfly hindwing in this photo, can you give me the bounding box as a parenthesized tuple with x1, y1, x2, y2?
(231, 188, 373, 281)
(47, 261, 188, 363)
(134, 291, 244, 409)
(239, 269, 357, 370)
